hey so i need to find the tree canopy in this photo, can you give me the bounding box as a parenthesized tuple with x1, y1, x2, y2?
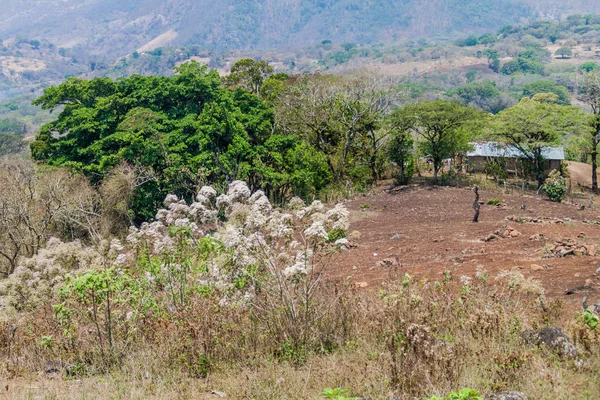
(490, 94, 589, 186)
(30, 61, 327, 221)
(388, 100, 486, 182)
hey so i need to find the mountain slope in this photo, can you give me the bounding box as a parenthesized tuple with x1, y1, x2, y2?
(2, 0, 599, 59)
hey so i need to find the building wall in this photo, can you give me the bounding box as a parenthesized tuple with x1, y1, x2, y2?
(467, 156, 562, 174)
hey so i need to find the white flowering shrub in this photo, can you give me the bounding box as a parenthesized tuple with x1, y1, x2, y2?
(0, 181, 351, 369)
(123, 180, 350, 306)
(0, 238, 101, 313)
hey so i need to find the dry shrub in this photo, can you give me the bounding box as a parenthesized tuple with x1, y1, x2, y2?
(0, 181, 599, 399)
(1, 268, 599, 399)
(0, 159, 100, 277)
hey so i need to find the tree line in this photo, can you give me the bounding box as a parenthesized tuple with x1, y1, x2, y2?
(27, 59, 600, 225)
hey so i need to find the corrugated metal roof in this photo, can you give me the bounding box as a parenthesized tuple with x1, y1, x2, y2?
(467, 142, 565, 160)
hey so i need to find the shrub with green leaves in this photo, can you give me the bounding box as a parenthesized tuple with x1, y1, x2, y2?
(582, 309, 599, 330)
(321, 387, 359, 400)
(424, 388, 483, 400)
(542, 170, 567, 202)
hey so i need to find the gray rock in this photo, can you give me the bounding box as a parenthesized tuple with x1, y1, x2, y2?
(391, 233, 401, 240)
(486, 392, 527, 400)
(595, 267, 600, 275)
(522, 327, 576, 358)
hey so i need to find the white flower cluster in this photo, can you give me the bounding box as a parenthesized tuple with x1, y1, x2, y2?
(0, 238, 101, 313)
(127, 181, 350, 284)
(1, 181, 352, 314)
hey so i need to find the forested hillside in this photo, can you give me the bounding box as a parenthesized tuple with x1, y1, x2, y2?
(2, 0, 599, 56)
(1, 0, 600, 105)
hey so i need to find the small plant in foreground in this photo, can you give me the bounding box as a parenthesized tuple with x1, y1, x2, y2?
(486, 198, 502, 205)
(582, 309, 599, 330)
(542, 170, 567, 202)
(424, 387, 483, 400)
(328, 227, 347, 242)
(321, 387, 359, 400)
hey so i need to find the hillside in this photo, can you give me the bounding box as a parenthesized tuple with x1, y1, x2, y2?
(2, 0, 600, 58)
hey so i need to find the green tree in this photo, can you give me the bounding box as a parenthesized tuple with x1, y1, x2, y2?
(579, 62, 598, 73)
(491, 94, 589, 187)
(483, 49, 500, 73)
(31, 62, 291, 220)
(386, 122, 414, 185)
(389, 101, 486, 183)
(576, 71, 600, 192)
(447, 80, 502, 112)
(521, 80, 571, 105)
(276, 73, 393, 184)
(259, 72, 289, 103)
(226, 58, 274, 95)
(0, 133, 25, 156)
(500, 60, 520, 75)
(555, 47, 573, 59)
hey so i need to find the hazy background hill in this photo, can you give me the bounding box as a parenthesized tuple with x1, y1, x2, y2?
(2, 0, 600, 58)
(1, 0, 600, 135)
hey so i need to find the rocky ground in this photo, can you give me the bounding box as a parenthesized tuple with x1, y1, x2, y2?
(334, 183, 600, 307)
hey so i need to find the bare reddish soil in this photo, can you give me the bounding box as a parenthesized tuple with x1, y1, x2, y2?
(333, 184, 600, 307)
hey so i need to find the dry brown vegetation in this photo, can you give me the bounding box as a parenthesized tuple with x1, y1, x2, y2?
(1, 270, 599, 399)
(0, 161, 599, 399)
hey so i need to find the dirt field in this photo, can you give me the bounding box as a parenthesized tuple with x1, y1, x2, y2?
(568, 160, 600, 190)
(335, 183, 600, 307)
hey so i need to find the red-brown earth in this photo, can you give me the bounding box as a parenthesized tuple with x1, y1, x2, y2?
(333, 183, 600, 308)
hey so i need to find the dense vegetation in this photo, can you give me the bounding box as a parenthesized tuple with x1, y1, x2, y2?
(2, 11, 600, 399)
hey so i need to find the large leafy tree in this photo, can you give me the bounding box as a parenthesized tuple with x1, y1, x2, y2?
(491, 93, 589, 188)
(30, 61, 326, 221)
(225, 58, 275, 96)
(576, 71, 600, 192)
(521, 80, 571, 105)
(388, 101, 486, 183)
(276, 73, 394, 184)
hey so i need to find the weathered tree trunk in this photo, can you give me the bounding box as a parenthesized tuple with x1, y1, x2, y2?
(433, 161, 439, 184)
(472, 185, 480, 223)
(592, 131, 599, 193)
(534, 149, 544, 189)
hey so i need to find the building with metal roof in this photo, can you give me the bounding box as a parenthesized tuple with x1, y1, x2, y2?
(467, 142, 564, 175)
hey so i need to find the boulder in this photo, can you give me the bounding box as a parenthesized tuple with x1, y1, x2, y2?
(484, 233, 498, 242)
(522, 327, 576, 358)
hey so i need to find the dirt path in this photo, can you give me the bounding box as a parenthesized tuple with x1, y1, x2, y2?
(332, 184, 600, 307)
(568, 161, 600, 190)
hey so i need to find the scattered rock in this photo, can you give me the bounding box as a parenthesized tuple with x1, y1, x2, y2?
(210, 390, 227, 398)
(506, 215, 565, 224)
(487, 226, 521, 239)
(565, 285, 597, 295)
(522, 327, 577, 358)
(377, 258, 398, 268)
(577, 232, 587, 239)
(390, 233, 401, 240)
(486, 392, 527, 400)
(545, 239, 595, 258)
(509, 229, 521, 238)
(529, 233, 546, 241)
(484, 233, 498, 242)
(596, 267, 600, 275)
(585, 278, 594, 286)
(353, 281, 369, 288)
(530, 264, 544, 272)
